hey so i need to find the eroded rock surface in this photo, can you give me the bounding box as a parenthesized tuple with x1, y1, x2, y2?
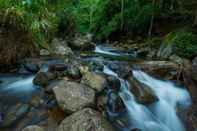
(57, 108, 115, 131)
(53, 80, 95, 113)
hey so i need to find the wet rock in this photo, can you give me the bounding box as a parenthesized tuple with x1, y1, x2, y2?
(96, 91, 108, 112)
(70, 34, 95, 51)
(107, 75, 121, 91)
(23, 63, 40, 73)
(57, 108, 115, 131)
(0, 103, 29, 127)
(53, 80, 95, 113)
(182, 60, 197, 104)
(33, 72, 56, 86)
(51, 38, 73, 56)
(108, 63, 131, 78)
(33, 72, 49, 86)
(135, 61, 179, 80)
(107, 91, 126, 113)
(128, 76, 158, 104)
(22, 125, 44, 131)
(81, 71, 107, 92)
(48, 64, 67, 72)
(88, 61, 104, 72)
(179, 105, 197, 131)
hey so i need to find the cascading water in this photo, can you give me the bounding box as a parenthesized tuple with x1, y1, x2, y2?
(103, 66, 191, 131)
(0, 75, 38, 103)
(95, 46, 122, 56)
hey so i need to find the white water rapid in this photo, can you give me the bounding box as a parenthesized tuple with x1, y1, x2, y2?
(103, 66, 191, 131)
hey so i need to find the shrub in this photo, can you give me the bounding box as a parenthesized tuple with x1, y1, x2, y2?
(0, 0, 72, 48)
(164, 31, 197, 58)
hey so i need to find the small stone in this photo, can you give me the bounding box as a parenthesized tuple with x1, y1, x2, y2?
(22, 125, 44, 131)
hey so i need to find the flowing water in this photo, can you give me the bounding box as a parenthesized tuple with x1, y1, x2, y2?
(0, 59, 62, 104)
(0, 75, 38, 104)
(100, 46, 191, 131)
(104, 67, 191, 131)
(0, 46, 192, 131)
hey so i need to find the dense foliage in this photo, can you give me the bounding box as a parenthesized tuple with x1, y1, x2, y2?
(0, 0, 197, 58)
(0, 0, 71, 48)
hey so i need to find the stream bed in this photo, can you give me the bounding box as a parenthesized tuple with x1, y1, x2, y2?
(0, 45, 192, 131)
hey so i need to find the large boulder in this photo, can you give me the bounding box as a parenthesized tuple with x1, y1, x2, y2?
(81, 71, 107, 92)
(53, 81, 95, 113)
(57, 108, 115, 131)
(69, 34, 95, 51)
(50, 38, 73, 56)
(22, 125, 45, 131)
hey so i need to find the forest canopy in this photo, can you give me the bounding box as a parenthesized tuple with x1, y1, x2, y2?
(0, 0, 197, 57)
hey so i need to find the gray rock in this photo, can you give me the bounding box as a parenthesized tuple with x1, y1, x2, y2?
(128, 76, 158, 104)
(53, 81, 95, 113)
(57, 108, 115, 131)
(51, 38, 73, 56)
(81, 71, 107, 92)
(70, 34, 95, 51)
(134, 61, 179, 80)
(22, 125, 44, 131)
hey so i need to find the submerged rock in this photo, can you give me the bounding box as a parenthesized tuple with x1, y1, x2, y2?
(81, 71, 107, 92)
(57, 108, 115, 131)
(22, 125, 44, 131)
(0, 103, 29, 127)
(53, 80, 95, 113)
(128, 76, 158, 104)
(107, 75, 121, 91)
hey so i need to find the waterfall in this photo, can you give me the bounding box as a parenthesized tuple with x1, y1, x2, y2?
(103, 66, 191, 131)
